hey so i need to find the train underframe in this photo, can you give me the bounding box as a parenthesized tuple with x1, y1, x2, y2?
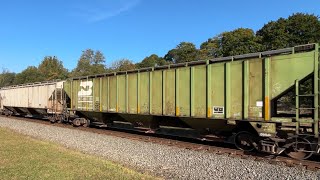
(62, 110, 320, 160)
(1, 106, 320, 160)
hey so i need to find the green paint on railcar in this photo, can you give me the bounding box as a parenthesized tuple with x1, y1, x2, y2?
(193, 65, 206, 117)
(93, 78, 100, 111)
(63, 43, 320, 137)
(151, 70, 162, 115)
(177, 67, 190, 117)
(118, 75, 126, 113)
(101, 77, 108, 111)
(270, 52, 314, 99)
(230, 61, 243, 119)
(128, 73, 137, 114)
(210, 63, 225, 119)
(109, 76, 117, 112)
(139, 72, 150, 114)
(163, 69, 175, 116)
(248, 59, 263, 119)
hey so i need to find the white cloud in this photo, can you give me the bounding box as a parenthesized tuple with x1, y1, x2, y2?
(71, 0, 141, 23)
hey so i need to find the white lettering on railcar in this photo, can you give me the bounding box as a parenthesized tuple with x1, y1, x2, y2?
(259, 133, 272, 137)
(78, 81, 93, 96)
(213, 106, 224, 114)
(77, 81, 94, 110)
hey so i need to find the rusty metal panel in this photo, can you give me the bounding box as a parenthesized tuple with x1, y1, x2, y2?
(118, 75, 126, 113)
(139, 72, 150, 114)
(163, 69, 175, 116)
(211, 63, 225, 119)
(151, 70, 162, 115)
(101, 77, 108, 111)
(1, 89, 8, 107)
(109, 76, 117, 112)
(64, 81, 71, 95)
(93, 78, 101, 111)
(230, 61, 243, 119)
(71, 80, 80, 109)
(0, 81, 64, 114)
(248, 58, 263, 119)
(177, 67, 190, 116)
(193, 65, 206, 117)
(48, 81, 64, 113)
(128, 73, 137, 114)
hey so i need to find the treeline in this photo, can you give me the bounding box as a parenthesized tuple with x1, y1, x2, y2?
(1, 13, 320, 87)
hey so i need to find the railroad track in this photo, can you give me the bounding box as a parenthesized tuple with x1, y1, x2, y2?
(3, 115, 320, 171)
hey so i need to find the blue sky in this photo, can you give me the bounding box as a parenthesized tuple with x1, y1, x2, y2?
(0, 0, 319, 73)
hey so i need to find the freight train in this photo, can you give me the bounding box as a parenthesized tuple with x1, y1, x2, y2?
(1, 43, 319, 160)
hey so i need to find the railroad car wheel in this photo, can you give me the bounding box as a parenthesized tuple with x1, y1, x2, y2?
(56, 115, 64, 123)
(234, 131, 256, 152)
(83, 119, 90, 127)
(72, 118, 81, 127)
(49, 116, 56, 123)
(285, 137, 313, 160)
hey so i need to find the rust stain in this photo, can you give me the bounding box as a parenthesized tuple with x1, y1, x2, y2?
(137, 106, 140, 114)
(265, 97, 270, 121)
(176, 107, 180, 116)
(207, 107, 212, 118)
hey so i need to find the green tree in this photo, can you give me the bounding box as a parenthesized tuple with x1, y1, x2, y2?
(221, 28, 262, 56)
(0, 69, 16, 87)
(111, 59, 136, 71)
(286, 13, 320, 46)
(200, 28, 262, 58)
(71, 49, 106, 77)
(256, 18, 290, 50)
(257, 13, 320, 50)
(38, 56, 68, 81)
(164, 42, 199, 63)
(13, 66, 44, 85)
(136, 54, 168, 68)
(93, 50, 105, 65)
(199, 36, 223, 60)
(91, 51, 106, 75)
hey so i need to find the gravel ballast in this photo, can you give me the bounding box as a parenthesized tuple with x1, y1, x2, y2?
(0, 116, 319, 180)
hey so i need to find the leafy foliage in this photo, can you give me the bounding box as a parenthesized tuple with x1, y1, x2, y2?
(200, 28, 262, 58)
(13, 66, 44, 85)
(38, 56, 68, 81)
(220, 28, 263, 56)
(70, 49, 106, 77)
(0, 69, 15, 87)
(256, 18, 290, 50)
(136, 54, 168, 68)
(164, 42, 199, 63)
(257, 13, 320, 50)
(111, 59, 136, 71)
(199, 36, 223, 60)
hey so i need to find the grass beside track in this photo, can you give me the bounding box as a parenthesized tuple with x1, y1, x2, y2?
(0, 127, 155, 180)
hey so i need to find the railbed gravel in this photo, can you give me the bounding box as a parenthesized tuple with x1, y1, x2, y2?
(0, 116, 319, 180)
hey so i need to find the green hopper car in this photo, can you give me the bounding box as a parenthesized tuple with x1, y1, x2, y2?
(64, 43, 320, 160)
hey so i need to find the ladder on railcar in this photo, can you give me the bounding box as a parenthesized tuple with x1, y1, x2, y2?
(295, 44, 320, 139)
